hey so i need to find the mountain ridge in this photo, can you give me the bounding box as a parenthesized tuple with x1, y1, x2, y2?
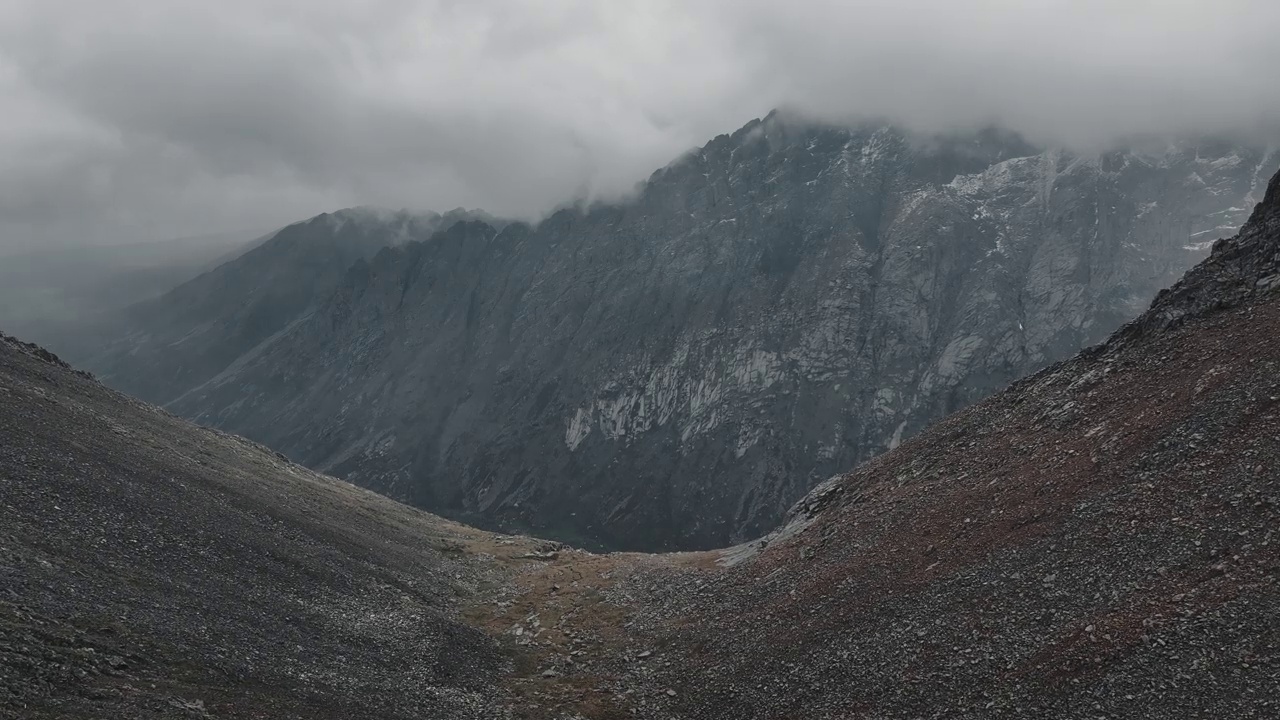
(78, 207, 497, 405)
(82, 114, 1279, 550)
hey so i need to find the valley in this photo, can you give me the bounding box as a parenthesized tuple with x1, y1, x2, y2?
(4, 166, 1279, 718)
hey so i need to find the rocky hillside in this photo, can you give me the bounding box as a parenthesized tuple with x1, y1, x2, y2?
(110, 114, 1275, 551)
(0, 331, 536, 719)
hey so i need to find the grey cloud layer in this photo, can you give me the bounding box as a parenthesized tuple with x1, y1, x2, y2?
(2, 0, 1278, 249)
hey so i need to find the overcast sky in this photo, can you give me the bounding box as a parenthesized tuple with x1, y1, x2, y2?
(2, 0, 1279, 251)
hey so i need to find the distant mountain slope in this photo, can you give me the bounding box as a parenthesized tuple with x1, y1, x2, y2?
(81, 207, 492, 405)
(0, 230, 263, 355)
(553, 166, 1280, 718)
(0, 331, 530, 719)
(144, 114, 1276, 550)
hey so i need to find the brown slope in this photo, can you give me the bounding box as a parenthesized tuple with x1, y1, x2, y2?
(512, 172, 1280, 719)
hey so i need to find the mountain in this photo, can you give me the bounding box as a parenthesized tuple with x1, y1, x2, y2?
(79, 207, 496, 405)
(87, 114, 1278, 551)
(6, 165, 1280, 719)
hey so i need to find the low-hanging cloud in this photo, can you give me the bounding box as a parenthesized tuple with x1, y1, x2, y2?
(2, 0, 1279, 251)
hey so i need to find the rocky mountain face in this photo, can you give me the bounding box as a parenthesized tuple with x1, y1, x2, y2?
(89, 113, 1277, 550)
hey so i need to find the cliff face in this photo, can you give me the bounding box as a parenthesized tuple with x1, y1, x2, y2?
(99, 114, 1276, 550)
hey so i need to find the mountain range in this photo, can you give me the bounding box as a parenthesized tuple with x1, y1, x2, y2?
(75, 113, 1278, 550)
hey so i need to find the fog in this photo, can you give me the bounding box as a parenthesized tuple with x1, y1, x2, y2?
(2, 0, 1279, 251)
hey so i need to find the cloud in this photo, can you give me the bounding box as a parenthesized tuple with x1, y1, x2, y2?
(1, 0, 1278, 250)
